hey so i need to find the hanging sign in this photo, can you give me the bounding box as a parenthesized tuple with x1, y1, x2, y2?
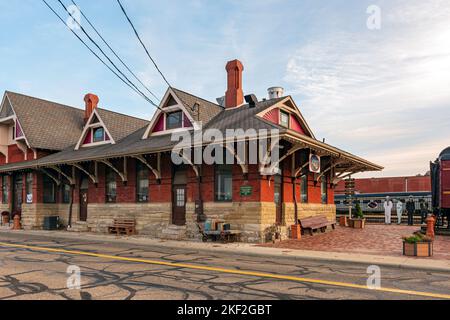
(309, 154, 321, 173)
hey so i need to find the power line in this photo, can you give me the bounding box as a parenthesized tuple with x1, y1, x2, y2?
(70, 0, 160, 102)
(56, 0, 161, 109)
(41, 0, 158, 108)
(116, 0, 171, 88)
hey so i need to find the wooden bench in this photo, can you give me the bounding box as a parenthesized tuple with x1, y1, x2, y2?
(298, 215, 336, 236)
(108, 219, 136, 236)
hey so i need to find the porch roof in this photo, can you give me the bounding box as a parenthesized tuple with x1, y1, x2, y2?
(0, 126, 382, 174)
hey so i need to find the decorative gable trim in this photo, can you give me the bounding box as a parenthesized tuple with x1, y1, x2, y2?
(142, 88, 198, 139)
(1, 93, 32, 149)
(256, 97, 315, 138)
(75, 108, 116, 150)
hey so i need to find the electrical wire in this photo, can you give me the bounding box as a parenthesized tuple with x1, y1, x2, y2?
(70, 0, 160, 102)
(57, 0, 160, 109)
(41, 0, 159, 108)
(116, 0, 171, 88)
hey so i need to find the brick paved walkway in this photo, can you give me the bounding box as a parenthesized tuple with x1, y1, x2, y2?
(261, 225, 450, 260)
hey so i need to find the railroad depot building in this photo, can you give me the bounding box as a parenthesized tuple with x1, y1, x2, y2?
(0, 60, 381, 242)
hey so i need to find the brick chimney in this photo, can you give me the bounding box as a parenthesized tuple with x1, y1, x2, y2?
(84, 93, 99, 122)
(225, 59, 244, 109)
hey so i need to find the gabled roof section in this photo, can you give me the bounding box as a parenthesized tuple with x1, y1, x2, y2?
(143, 87, 223, 138)
(0, 93, 14, 119)
(171, 88, 223, 124)
(75, 107, 148, 150)
(96, 108, 148, 142)
(5, 91, 85, 150)
(256, 96, 315, 138)
(204, 97, 286, 133)
(4, 91, 149, 151)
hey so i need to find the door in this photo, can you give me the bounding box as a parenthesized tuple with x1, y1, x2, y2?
(12, 174, 23, 215)
(79, 177, 88, 222)
(274, 174, 283, 225)
(172, 185, 186, 226)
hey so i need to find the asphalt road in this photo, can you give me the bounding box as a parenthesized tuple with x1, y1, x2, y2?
(0, 232, 449, 300)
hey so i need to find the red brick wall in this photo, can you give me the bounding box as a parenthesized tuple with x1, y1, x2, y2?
(8, 145, 25, 163)
(335, 176, 431, 194)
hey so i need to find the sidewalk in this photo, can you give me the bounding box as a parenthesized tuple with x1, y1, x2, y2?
(0, 228, 449, 273)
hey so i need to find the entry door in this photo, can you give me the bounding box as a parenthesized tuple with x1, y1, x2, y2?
(79, 177, 88, 222)
(274, 174, 283, 225)
(12, 175, 23, 215)
(172, 185, 186, 226)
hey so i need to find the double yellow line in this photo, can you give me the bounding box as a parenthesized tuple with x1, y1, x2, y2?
(0, 241, 449, 299)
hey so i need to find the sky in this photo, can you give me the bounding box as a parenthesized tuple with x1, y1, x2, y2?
(0, 0, 449, 178)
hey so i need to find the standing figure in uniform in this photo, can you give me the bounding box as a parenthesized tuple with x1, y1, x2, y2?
(420, 200, 429, 224)
(406, 196, 415, 226)
(384, 196, 393, 225)
(396, 200, 404, 225)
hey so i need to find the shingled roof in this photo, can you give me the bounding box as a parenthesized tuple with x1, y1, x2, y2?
(0, 88, 382, 174)
(171, 88, 223, 125)
(2, 91, 148, 151)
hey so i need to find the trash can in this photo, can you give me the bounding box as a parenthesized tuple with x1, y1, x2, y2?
(43, 216, 59, 231)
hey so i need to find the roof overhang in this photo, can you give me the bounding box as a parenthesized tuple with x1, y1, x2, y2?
(0, 129, 383, 175)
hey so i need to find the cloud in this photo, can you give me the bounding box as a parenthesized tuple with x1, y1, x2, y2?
(284, 0, 450, 177)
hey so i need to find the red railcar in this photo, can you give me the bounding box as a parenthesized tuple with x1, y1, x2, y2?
(431, 147, 450, 230)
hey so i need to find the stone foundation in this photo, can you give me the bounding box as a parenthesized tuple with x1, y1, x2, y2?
(16, 200, 336, 243)
(86, 203, 171, 237)
(21, 203, 79, 230)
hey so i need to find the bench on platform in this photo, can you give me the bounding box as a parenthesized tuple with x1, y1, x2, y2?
(108, 219, 136, 236)
(298, 215, 335, 236)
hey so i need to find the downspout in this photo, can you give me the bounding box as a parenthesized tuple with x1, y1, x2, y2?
(67, 185, 74, 228)
(291, 154, 298, 224)
(196, 165, 205, 223)
(293, 177, 298, 223)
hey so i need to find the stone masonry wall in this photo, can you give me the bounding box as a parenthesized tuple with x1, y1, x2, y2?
(21, 203, 80, 230)
(86, 203, 171, 237)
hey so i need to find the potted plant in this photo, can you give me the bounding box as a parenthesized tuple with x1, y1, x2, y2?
(1, 211, 9, 225)
(349, 203, 366, 229)
(403, 232, 433, 257)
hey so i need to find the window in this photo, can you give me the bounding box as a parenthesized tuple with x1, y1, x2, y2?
(105, 167, 117, 203)
(321, 177, 328, 204)
(301, 175, 308, 203)
(215, 165, 232, 202)
(93, 127, 105, 143)
(274, 174, 282, 205)
(43, 175, 56, 203)
(166, 111, 183, 130)
(25, 173, 33, 203)
(136, 162, 149, 202)
(12, 125, 15, 140)
(280, 111, 289, 128)
(2, 176, 8, 204)
(62, 184, 71, 204)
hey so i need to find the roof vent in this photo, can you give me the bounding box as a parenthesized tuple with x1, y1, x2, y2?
(267, 87, 284, 99)
(245, 94, 258, 108)
(216, 96, 225, 108)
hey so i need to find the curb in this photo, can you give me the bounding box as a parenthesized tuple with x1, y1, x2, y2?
(1, 229, 449, 273)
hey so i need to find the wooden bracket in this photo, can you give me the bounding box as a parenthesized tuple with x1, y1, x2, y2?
(99, 158, 128, 182)
(48, 165, 75, 185)
(40, 169, 61, 186)
(72, 163, 98, 184)
(132, 155, 161, 180)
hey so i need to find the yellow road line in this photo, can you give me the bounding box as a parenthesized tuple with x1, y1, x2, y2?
(0, 241, 449, 299)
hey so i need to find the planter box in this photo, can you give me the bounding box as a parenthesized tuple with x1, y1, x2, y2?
(350, 218, 366, 229)
(339, 216, 348, 227)
(291, 224, 301, 240)
(403, 241, 433, 257)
